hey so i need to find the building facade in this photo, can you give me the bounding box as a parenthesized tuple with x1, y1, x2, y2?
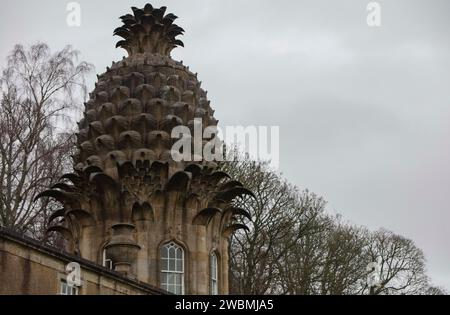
(0, 227, 166, 295)
(16, 3, 253, 295)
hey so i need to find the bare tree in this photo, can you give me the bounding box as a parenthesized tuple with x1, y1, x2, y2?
(424, 285, 447, 295)
(0, 43, 92, 239)
(363, 229, 429, 295)
(222, 155, 438, 295)
(316, 222, 370, 295)
(277, 217, 371, 295)
(275, 215, 333, 295)
(222, 157, 326, 294)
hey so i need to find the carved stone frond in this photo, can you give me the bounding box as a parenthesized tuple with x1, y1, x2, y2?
(223, 207, 252, 222)
(184, 163, 203, 178)
(132, 202, 155, 222)
(48, 208, 66, 224)
(192, 207, 222, 226)
(89, 172, 119, 192)
(46, 225, 74, 241)
(219, 180, 244, 191)
(207, 171, 231, 185)
(214, 187, 256, 203)
(34, 189, 78, 204)
(114, 4, 184, 56)
(222, 224, 250, 238)
(166, 171, 191, 192)
(65, 209, 94, 226)
(50, 183, 77, 192)
(59, 173, 84, 186)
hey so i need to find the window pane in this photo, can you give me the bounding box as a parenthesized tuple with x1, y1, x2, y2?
(176, 259, 183, 272)
(60, 281, 79, 295)
(176, 274, 182, 286)
(169, 246, 176, 259)
(176, 248, 182, 259)
(60, 282, 67, 295)
(169, 258, 175, 271)
(210, 253, 218, 295)
(161, 246, 168, 259)
(211, 254, 217, 277)
(161, 243, 184, 295)
(161, 273, 167, 285)
(169, 273, 175, 285)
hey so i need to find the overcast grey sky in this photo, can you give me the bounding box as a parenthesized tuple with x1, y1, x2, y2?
(1, 0, 449, 290)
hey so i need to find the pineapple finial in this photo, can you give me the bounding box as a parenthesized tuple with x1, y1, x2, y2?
(114, 4, 185, 57)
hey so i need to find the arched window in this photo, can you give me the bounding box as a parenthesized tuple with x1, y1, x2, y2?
(160, 242, 184, 295)
(210, 252, 219, 295)
(102, 249, 113, 270)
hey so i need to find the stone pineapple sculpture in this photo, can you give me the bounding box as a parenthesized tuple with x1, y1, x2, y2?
(36, 4, 253, 295)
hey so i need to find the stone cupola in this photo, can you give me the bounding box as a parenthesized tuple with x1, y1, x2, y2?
(36, 3, 253, 295)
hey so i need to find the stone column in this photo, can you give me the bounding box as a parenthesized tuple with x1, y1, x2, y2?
(196, 226, 208, 295)
(221, 239, 229, 295)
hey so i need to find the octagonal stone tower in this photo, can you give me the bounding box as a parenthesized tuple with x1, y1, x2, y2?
(36, 4, 253, 295)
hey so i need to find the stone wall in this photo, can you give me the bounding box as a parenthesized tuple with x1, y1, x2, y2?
(0, 227, 166, 295)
